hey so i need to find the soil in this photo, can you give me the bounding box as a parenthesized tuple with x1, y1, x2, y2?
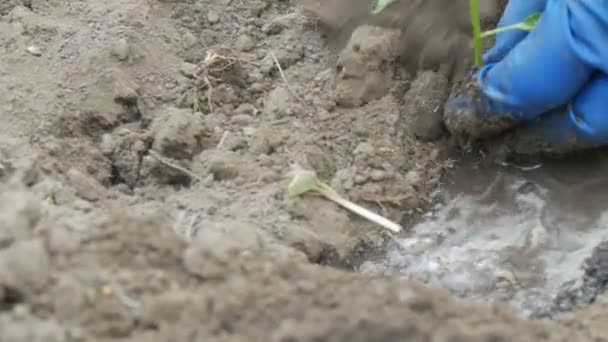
(1, 0, 607, 341)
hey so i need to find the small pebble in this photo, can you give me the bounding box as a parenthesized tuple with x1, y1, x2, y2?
(207, 11, 220, 24)
(182, 31, 198, 47)
(235, 34, 255, 52)
(230, 114, 253, 125)
(25, 46, 42, 57)
(353, 174, 367, 185)
(235, 103, 257, 116)
(179, 62, 197, 78)
(249, 71, 264, 83)
(353, 142, 374, 156)
(405, 171, 422, 185)
(223, 136, 248, 151)
(66, 169, 103, 202)
(113, 38, 130, 61)
(99, 134, 114, 155)
(369, 169, 386, 182)
(250, 82, 264, 93)
(243, 126, 256, 136)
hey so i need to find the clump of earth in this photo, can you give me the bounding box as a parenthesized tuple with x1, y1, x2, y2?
(1, 0, 608, 341)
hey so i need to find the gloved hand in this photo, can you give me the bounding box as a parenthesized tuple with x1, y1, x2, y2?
(444, 0, 608, 154)
(483, 0, 547, 64)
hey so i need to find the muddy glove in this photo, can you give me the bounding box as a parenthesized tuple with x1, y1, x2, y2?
(444, 0, 608, 154)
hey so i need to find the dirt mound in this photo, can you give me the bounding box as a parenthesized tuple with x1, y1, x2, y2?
(0, 177, 596, 341)
(0, 0, 607, 340)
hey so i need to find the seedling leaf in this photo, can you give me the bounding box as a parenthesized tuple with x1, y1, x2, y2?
(285, 169, 402, 233)
(481, 12, 542, 38)
(521, 12, 541, 30)
(286, 169, 318, 198)
(372, 0, 395, 14)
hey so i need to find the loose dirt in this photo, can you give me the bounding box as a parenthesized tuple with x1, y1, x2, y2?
(1, 0, 607, 341)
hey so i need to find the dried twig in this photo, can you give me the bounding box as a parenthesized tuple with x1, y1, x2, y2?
(269, 51, 311, 111)
(172, 210, 199, 242)
(148, 150, 204, 183)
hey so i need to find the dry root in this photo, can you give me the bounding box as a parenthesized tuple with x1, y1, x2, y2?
(193, 47, 240, 113)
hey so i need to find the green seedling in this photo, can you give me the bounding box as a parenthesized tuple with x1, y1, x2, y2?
(371, 0, 395, 14)
(372, 0, 541, 68)
(286, 168, 403, 233)
(470, 0, 483, 67)
(481, 12, 541, 38)
(472, 7, 542, 66)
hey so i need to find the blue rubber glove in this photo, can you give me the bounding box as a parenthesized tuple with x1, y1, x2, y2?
(509, 73, 608, 153)
(445, 0, 608, 152)
(483, 0, 547, 64)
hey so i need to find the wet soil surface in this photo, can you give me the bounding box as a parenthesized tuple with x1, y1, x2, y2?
(384, 152, 608, 320)
(1, 0, 608, 341)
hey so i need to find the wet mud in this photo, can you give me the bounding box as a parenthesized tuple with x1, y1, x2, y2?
(384, 151, 608, 319)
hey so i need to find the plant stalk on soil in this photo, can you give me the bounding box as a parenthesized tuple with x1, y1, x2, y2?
(286, 168, 402, 233)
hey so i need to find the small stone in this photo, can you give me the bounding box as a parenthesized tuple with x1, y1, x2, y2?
(207, 11, 220, 24)
(250, 82, 264, 93)
(495, 270, 518, 286)
(243, 126, 256, 136)
(0, 189, 42, 243)
(25, 46, 42, 57)
(112, 38, 130, 61)
(353, 142, 374, 156)
(369, 169, 386, 182)
(0, 239, 50, 293)
(230, 114, 253, 125)
(179, 62, 197, 78)
(113, 83, 139, 105)
(235, 103, 257, 116)
(359, 261, 384, 276)
(249, 71, 264, 83)
(12, 304, 29, 318)
(209, 161, 239, 181)
(99, 134, 114, 155)
(263, 13, 306, 35)
(222, 136, 248, 151)
(113, 183, 133, 196)
(264, 86, 292, 117)
(151, 106, 207, 160)
(51, 276, 88, 320)
(192, 150, 242, 181)
(47, 224, 82, 255)
(182, 30, 198, 48)
(353, 174, 367, 185)
(405, 171, 421, 185)
(235, 34, 255, 52)
(66, 169, 103, 202)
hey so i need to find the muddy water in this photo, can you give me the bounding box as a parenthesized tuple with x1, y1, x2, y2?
(385, 151, 608, 318)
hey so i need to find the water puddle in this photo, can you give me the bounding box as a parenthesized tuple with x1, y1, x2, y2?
(385, 152, 608, 318)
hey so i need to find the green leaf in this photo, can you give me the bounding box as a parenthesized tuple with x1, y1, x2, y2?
(286, 169, 318, 198)
(470, 0, 483, 67)
(520, 12, 541, 30)
(371, 0, 394, 14)
(481, 12, 542, 38)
